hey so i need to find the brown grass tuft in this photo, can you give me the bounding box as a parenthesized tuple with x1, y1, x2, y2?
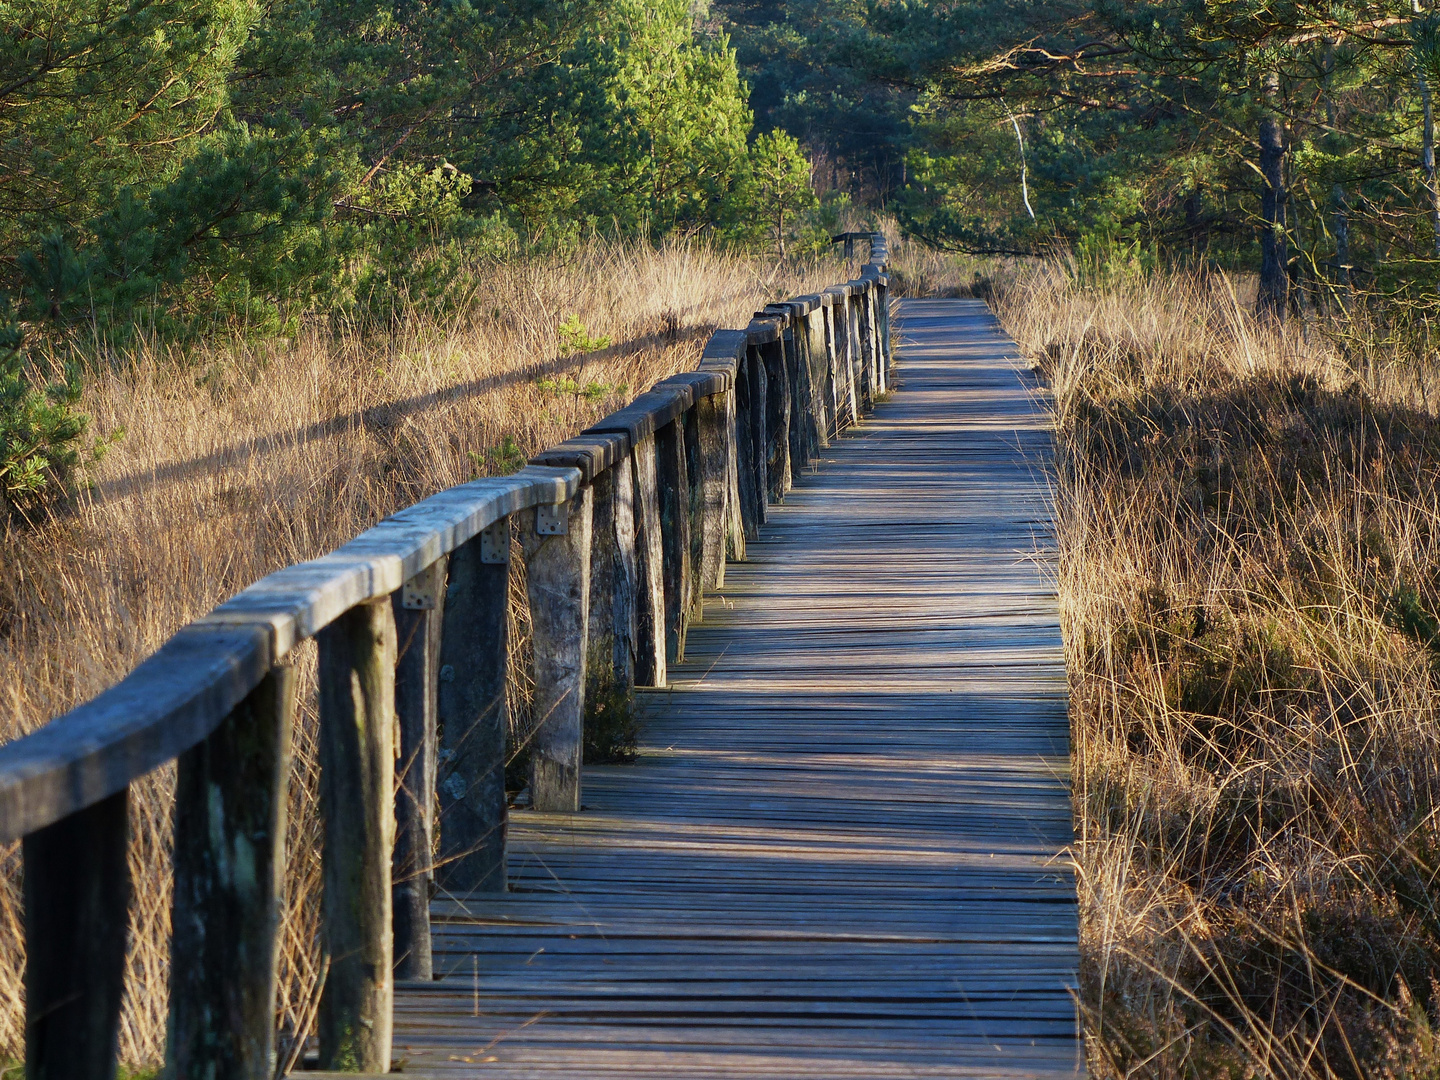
(0, 238, 858, 1070)
(998, 263, 1440, 1078)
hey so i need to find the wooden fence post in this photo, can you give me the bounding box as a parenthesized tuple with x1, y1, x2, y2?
(586, 456, 638, 736)
(392, 557, 445, 977)
(864, 284, 885, 395)
(778, 305, 816, 472)
(762, 339, 792, 501)
(656, 416, 693, 665)
(841, 292, 860, 426)
(718, 386, 745, 563)
(436, 528, 510, 894)
(733, 351, 760, 542)
(317, 598, 397, 1074)
(867, 285, 883, 396)
(822, 299, 845, 434)
(523, 489, 593, 812)
(745, 343, 769, 522)
(877, 277, 892, 376)
(630, 436, 667, 687)
(683, 405, 707, 621)
(804, 308, 831, 449)
(167, 664, 296, 1080)
(23, 789, 130, 1080)
(856, 286, 875, 412)
(695, 391, 730, 590)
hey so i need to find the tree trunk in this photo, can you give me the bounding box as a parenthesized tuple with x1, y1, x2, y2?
(1257, 84, 1289, 320)
(1421, 68, 1440, 292)
(1184, 186, 1205, 255)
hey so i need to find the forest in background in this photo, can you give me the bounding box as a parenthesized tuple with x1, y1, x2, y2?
(15, 0, 1440, 510)
(722, 1, 1440, 308)
(0, 0, 826, 513)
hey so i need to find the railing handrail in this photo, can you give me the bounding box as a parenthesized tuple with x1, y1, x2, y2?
(3, 231, 891, 1080)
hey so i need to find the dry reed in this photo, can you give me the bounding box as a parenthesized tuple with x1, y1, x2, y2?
(0, 237, 855, 1071)
(998, 262, 1440, 1078)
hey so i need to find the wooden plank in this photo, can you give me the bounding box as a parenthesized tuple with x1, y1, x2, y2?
(394, 559, 445, 978)
(631, 435, 667, 687)
(0, 623, 271, 842)
(587, 453, 638, 726)
(318, 599, 398, 1072)
(390, 299, 1079, 1078)
(587, 388, 689, 446)
(761, 339, 791, 500)
(168, 664, 296, 1079)
(436, 534, 510, 892)
(694, 391, 730, 592)
(523, 490, 594, 812)
(23, 787, 130, 1080)
(201, 467, 578, 654)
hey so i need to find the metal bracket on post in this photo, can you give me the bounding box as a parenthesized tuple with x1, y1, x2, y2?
(401, 561, 442, 610)
(479, 521, 510, 564)
(535, 501, 569, 536)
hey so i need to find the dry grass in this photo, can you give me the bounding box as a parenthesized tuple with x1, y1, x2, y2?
(997, 263, 1440, 1078)
(0, 237, 855, 1071)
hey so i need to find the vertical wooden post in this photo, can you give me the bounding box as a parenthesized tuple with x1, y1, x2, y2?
(523, 489, 593, 812)
(24, 789, 130, 1080)
(857, 288, 875, 412)
(864, 288, 875, 408)
(784, 314, 815, 471)
(695, 391, 730, 590)
(865, 286, 885, 395)
(806, 310, 831, 449)
(612, 455, 639, 685)
(683, 406, 707, 621)
(586, 459, 637, 735)
(167, 665, 296, 1080)
(631, 436, 667, 687)
(656, 416, 693, 665)
(868, 287, 883, 395)
(436, 527, 510, 893)
(823, 301, 845, 435)
(719, 386, 745, 564)
(746, 343, 769, 522)
(763, 339, 792, 501)
(877, 279, 892, 377)
(392, 557, 445, 977)
(733, 353, 760, 543)
(841, 295, 860, 426)
(317, 598, 397, 1074)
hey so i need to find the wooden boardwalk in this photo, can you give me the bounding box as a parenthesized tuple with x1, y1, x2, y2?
(392, 298, 1079, 1078)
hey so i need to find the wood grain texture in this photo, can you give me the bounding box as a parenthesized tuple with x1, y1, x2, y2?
(436, 537, 510, 893)
(523, 493, 594, 813)
(587, 455, 639, 719)
(168, 664, 295, 1079)
(388, 299, 1080, 1079)
(631, 436, 668, 688)
(656, 417, 692, 666)
(24, 787, 130, 1080)
(318, 599, 398, 1073)
(0, 467, 581, 843)
(394, 560, 445, 977)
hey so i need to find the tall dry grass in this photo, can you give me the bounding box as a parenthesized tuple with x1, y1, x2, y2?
(0, 238, 856, 1071)
(998, 264, 1440, 1078)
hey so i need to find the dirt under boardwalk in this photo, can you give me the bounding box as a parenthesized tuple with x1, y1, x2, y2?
(392, 298, 1081, 1079)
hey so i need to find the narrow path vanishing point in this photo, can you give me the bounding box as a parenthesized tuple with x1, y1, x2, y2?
(390, 298, 1080, 1078)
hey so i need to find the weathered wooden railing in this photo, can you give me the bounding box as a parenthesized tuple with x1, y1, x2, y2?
(0, 234, 891, 1080)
